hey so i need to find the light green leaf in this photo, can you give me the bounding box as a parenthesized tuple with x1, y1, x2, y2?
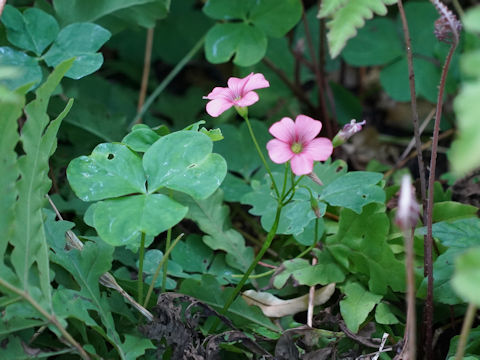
(249, 0, 302, 38)
(463, 5, 480, 33)
(319, 171, 385, 213)
(327, 204, 405, 294)
(43, 23, 111, 79)
(340, 282, 382, 333)
(92, 194, 187, 250)
(0, 47, 42, 90)
(175, 190, 253, 272)
(375, 302, 399, 325)
(180, 275, 279, 331)
(1, 5, 59, 55)
(143, 131, 227, 199)
(205, 23, 267, 67)
(10, 60, 73, 309)
(67, 142, 146, 202)
(121, 124, 161, 152)
(318, 0, 397, 58)
(121, 334, 155, 360)
(453, 247, 480, 306)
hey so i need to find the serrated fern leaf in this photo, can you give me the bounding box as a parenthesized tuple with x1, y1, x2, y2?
(0, 91, 24, 265)
(318, 0, 397, 58)
(10, 59, 74, 309)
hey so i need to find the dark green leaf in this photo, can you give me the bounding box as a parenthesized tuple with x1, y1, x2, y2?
(203, 0, 253, 20)
(171, 235, 214, 273)
(43, 23, 111, 79)
(0, 47, 42, 90)
(205, 23, 267, 67)
(249, 0, 302, 38)
(1, 5, 59, 55)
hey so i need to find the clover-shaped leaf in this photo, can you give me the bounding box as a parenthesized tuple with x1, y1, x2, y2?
(93, 194, 187, 250)
(143, 131, 227, 199)
(43, 23, 111, 79)
(67, 142, 146, 202)
(1, 5, 59, 55)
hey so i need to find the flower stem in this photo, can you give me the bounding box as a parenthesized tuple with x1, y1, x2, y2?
(455, 303, 477, 360)
(242, 114, 280, 198)
(137, 232, 146, 304)
(211, 203, 283, 331)
(143, 233, 184, 308)
(135, 27, 155, 124)
(161, 227, 172, 293)
(404, 227, 417, 360)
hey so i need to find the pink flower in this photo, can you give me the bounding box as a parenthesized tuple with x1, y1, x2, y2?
(203, 73, 270, 117)
(266, 115, 333, 176)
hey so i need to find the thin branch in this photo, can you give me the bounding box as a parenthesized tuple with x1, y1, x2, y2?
(397, 0, 428, 221)
(455, 303, 477, 360)
(0, 279, 89, 360)
(135, 27, 155, 124)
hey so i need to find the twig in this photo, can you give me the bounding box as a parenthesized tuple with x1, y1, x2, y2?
(397, 0, 428, 220)
(0, 279, 89, 359)
(371, 333, 390, 360)
(399, 108, 435, 161)
(135, 27, 155, 124)
(455, 303, 477, 360)
(424, 2, 460, 357)
(405, 227, 417, 360)
(132, 34, 205, 126)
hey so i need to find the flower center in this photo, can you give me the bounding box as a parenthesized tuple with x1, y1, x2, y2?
(291, 142, 303, 154)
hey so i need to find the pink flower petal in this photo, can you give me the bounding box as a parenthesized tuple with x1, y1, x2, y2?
(235, 91, 258, 107)
(303, 137, 333, 161)
(206, 98, 234, 117)
(204, 86, 233, 100)
(228, 75, 250, 99)
(290, 153, 314, 175)
(294, 115, 322, 143)
(269, 117, 295, 143)
(266, 139, 294, 164)
(242, 73, 270, 93)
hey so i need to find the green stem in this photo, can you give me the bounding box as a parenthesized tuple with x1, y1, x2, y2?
(143, 233, 184, 308)
(242, 115, 279, 197)
(455, 303, 477, 360)
(130, 34, 206, 127)
(161, 228, 172, 293)
(211, 204, 283, 330)
(137, 232, 146, 304)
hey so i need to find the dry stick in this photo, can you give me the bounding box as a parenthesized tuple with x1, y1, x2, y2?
(301, 7, 332, 138)
(0, 278, 89, 360)
(397, 0, 428, 221)
(135, 27, 155, 124)
(425, 28, 458, 360)
(455, 303, 477, 360)
(399, 108, 435, 162)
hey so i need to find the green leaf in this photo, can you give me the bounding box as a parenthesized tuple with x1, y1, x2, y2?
(318, 0, 398, 58)
(326, 204, 405, 294)
(50, 239, 126, 359)
(272, 250, 345, 288)
(339, 282, 382, 333)
(67, 142, 146, 202)
(171, 235, 215, 273)
(375, 302, 399, 325)
(293, 217, 325, 246)
(463, 5, 480, 33)
(342, 17, 402, 66)
(53, 0, 170, 30)
(0, 47, 42, 90)
(92, 194, 187, 250)
(205, 23, 267, 67)
(1, 5, 59, 55)
(451, 82, 480, 175)
(433, 201, 478, 222)
(249, 0, 302, 38)
(175, 190, 254, 272)
(143, 131, 227, 199)
(121, 334, 155, 360)
(52, 287, 100, 328)
(0, 85, 24, 264)
(319, 171, 385, 213)
(447, 326, 480, 359)
(43, 23, 111, 79)
(203, 0, 253, 20)
(121, 124, 161, 152)
(180, 275, 279, 332)
(453, 247, 480, 306)
(10, 60, 73, 308)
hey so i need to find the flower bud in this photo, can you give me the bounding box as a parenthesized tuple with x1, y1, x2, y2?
(395, 175, 420, 231)
(332, 119, 366, 147)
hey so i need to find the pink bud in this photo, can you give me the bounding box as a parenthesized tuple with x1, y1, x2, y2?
(395, 175, 420, 230)
(332, 120, 366, 147)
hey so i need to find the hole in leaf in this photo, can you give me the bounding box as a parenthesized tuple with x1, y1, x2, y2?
(336, 166, 344, 173)
(107, 154, 114, 160)
(187, 163, 197, 169)
(362, 194, 366, 199)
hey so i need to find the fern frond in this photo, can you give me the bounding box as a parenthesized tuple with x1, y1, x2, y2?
(318, 0, 398, 58)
